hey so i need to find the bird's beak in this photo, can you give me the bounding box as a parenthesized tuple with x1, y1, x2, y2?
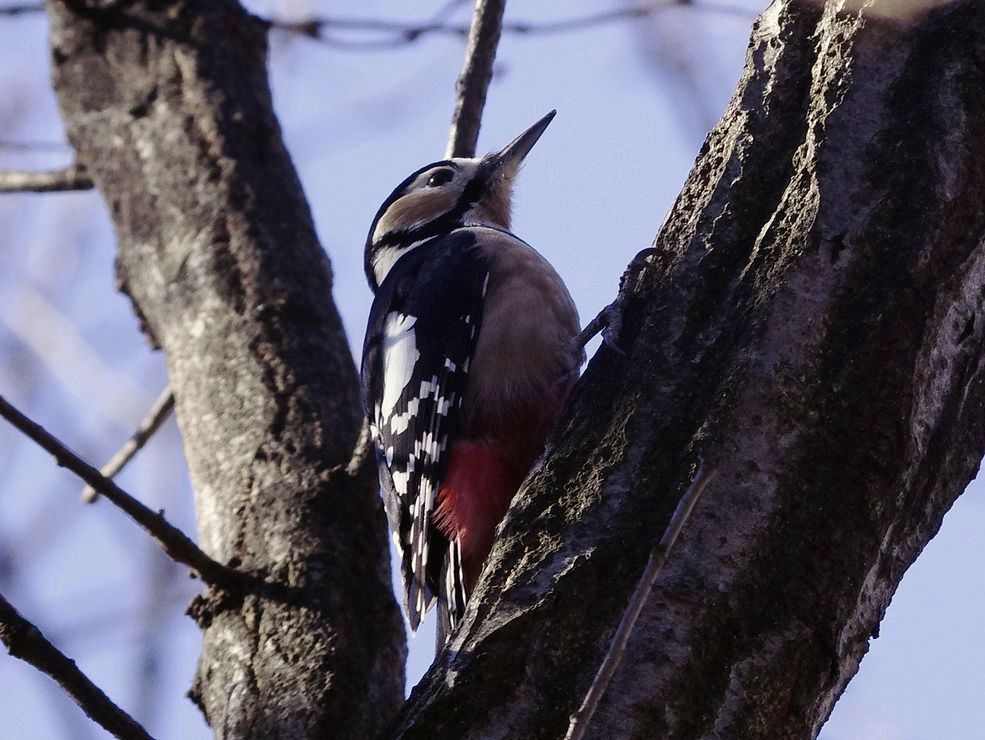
(491, 110, 556, 177)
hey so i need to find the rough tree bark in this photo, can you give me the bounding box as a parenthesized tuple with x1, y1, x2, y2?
(45, 1, 404, 737)
(395, 0, 985, 737)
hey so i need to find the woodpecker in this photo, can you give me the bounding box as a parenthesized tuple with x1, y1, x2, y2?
(360, 111, 582, 644)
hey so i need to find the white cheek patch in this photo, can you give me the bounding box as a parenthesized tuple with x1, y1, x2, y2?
(381, 313, 420, 419)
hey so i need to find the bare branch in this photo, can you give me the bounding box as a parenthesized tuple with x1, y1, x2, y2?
(0, 394, 246, 587)
(261, 1, 752, 52)
(0, 165, 93, 193)
(445, 0, 507, 159)
(0, 3, 42, 17)
(0, 590, 152, 740)
(82, 386, 175, 503)
(8, 0, 752, 49)
(502, 0, 753, 33)
(0, 139, 72, 152)
(564, 462, 718, 740)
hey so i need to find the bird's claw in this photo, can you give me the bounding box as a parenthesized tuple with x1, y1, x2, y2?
(599, 304, 626, 356)
(577, 301, 626, 355)
(576, 246, 656, 356)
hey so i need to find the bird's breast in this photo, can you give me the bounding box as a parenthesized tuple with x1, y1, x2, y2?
(461, 227, 581, 450)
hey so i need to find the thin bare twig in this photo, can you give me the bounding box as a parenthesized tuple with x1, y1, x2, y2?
(8, 2, 751, 50)
(263, 1, 751, 51)
(0, 394, 245, 587)
(82, 386, 175, 503)
(0, 139, 73, 152)
(445, 0, 507, 159)
(565, 461, 718, 740)
(0, 3, 41, 16)
(0, 165, 93, 193)
(0, 590, 152, 740)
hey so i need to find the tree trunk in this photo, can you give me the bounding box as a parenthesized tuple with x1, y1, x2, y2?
(46, 1, 405, 737)
(395, 0, 985, 737)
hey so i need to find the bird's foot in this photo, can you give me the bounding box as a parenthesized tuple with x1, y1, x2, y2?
(575, 247, 658, 356)
(576, 302, 626, 355)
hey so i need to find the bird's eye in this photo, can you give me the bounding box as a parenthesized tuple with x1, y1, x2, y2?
(426, 170, 454, 188)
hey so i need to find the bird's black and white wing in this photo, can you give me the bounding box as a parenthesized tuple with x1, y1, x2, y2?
(360, 231, 487, 630)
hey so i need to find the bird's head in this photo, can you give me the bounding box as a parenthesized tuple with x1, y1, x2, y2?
(365, 110, 556, 291)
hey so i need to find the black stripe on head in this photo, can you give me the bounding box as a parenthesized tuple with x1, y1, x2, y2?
(365, 160, 459, 250)
(364, 160, 461, 290)
(371, 158, 495, 252)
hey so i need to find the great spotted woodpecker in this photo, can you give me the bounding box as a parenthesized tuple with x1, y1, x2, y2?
(360, 111, 582, 644)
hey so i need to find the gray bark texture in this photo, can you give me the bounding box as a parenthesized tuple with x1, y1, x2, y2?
(395, 0, 985, 737)
(41, 0, 985, 737)
(45, 1, 405, 737)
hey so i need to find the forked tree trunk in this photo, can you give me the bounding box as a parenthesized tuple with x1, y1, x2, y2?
(45, 0, 985, 738)
(395, 0, 985, 737)
(46, 1, 404, 737)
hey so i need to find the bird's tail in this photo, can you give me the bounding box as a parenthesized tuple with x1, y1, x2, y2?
(435, 596, 452, 652)
(435, 537, 468, 649)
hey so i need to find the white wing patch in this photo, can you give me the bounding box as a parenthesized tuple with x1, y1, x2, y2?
(389, 397, 420, 435)
(391, 469, 411, 495)
(380, 313, 419, 419)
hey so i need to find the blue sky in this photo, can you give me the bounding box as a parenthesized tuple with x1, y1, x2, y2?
(0, 1, 980, 737)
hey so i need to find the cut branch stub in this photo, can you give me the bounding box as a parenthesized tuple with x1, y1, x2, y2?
(0, 164, 92, 192)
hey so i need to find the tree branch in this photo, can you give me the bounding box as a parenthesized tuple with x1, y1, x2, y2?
(565, 461, 717, 740)
(0, 590, 152, 740)
(262, 1, 751, 51)
(7, 1, 751, 51)
(0, 3, 42, 17)
(82, 386, 175, 503)
(0, 164, 92, 192)
(445, 0, 507, 159)
(0, 394, 245, 587)
(0, 138, 72, 151)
